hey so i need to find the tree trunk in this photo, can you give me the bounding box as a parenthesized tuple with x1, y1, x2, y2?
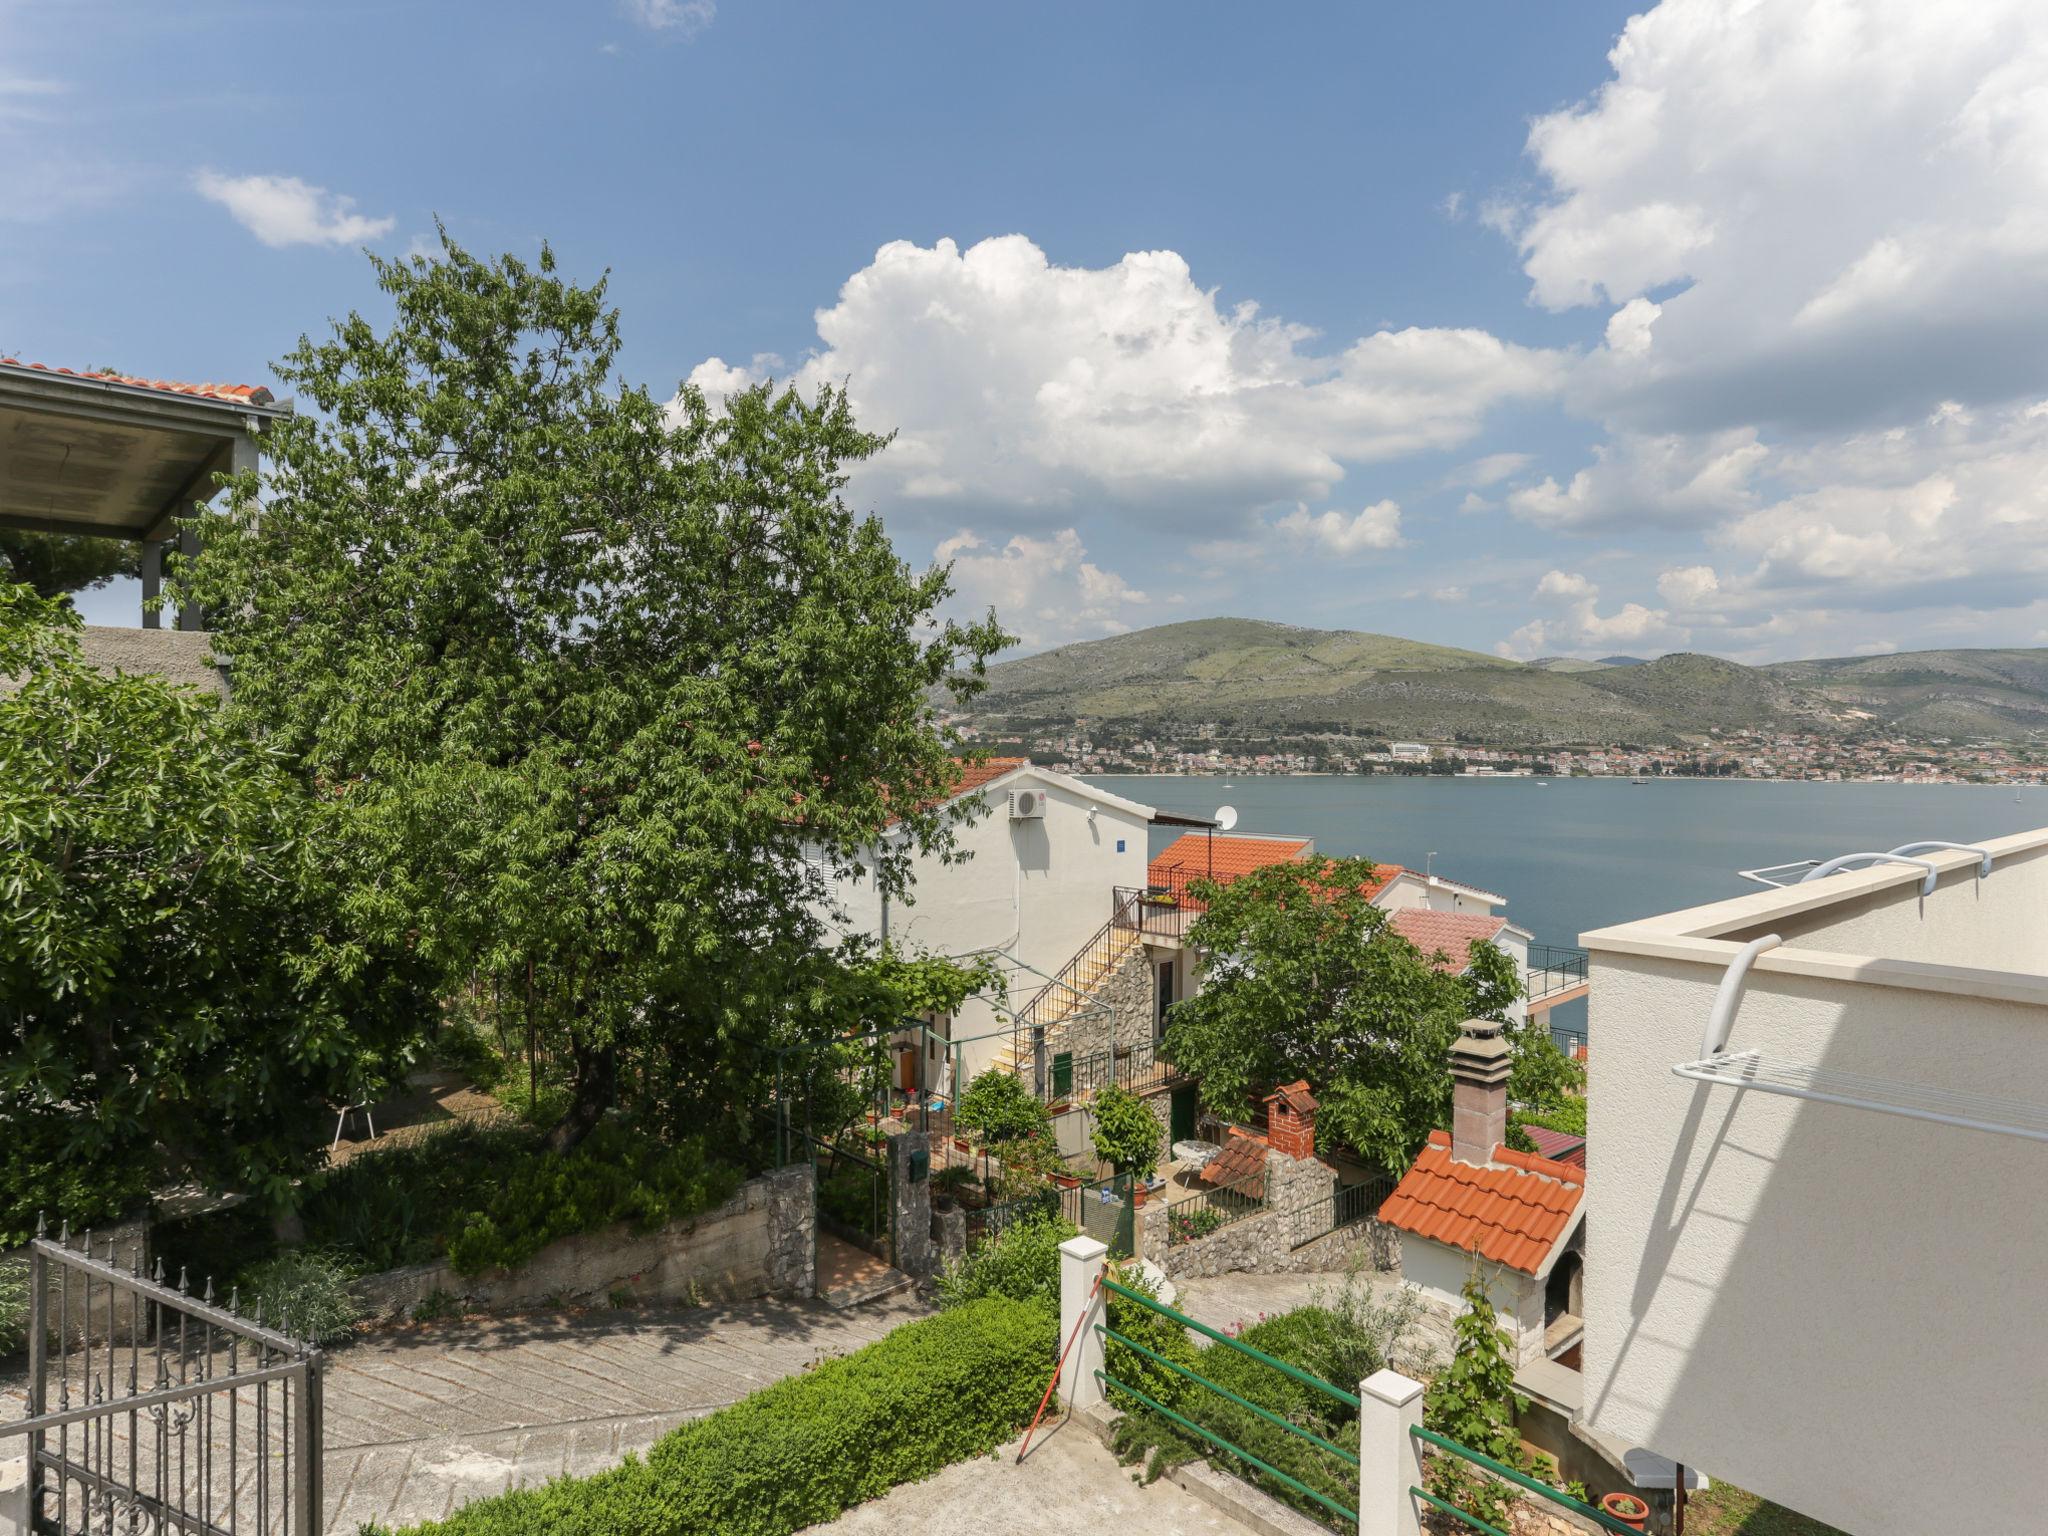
(544, 1037, 615, 1153)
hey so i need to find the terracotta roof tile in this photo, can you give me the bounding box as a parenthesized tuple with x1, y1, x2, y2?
(1150, 833, 1311, 887)
(0, 358, 275, 408)
(1200, 1129, 1269, 1200)
(1376, 1130, 1583, 1276)
(883, 756, 1028, 825)
(1384, 909, 1510, 973)
(1267, 1080, 1317, 1114)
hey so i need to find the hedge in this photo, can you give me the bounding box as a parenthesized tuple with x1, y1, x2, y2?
(378, 1297, 1054, 1536)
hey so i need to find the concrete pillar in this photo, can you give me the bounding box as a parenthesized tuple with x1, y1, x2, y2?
(1058, 1235, 1109, 1412)
(886, 1128, 933, 1279)
(175, 524, 202, 631)
(139, 540, 162, 629)
(1359, 1368, 1426, 1536)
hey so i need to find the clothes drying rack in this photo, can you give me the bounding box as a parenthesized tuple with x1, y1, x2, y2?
(1674, 844, 2048, 1143)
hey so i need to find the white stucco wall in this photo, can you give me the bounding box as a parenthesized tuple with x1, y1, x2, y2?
(809, 768, 1153, 1082)
(1578, 829, 2048, 1534)
(1376, 872, 1506, 917)
(1399, 1237, 1547, 1365)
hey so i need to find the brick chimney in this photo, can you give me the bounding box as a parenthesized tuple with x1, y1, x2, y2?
(1449, 1019, 1510, 1167)
(1264, 1081, 1318, 1160)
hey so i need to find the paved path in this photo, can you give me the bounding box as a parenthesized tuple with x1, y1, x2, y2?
(320, 1293, 930, 1532)
(799, 1418, 1240, 1536)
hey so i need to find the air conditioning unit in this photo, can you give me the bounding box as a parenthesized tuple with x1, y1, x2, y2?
(1010, 788, 1047, 820)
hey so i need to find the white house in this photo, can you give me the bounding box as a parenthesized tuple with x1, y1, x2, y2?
(1376, 1020, 1586, 1367)
(1577, 828, 2048, 1533)
(808, 759, 1198, 1094)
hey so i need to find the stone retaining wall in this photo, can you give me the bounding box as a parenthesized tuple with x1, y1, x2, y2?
(352, 1162, 815, 1321)
(1154, 1146, 1400, 1282)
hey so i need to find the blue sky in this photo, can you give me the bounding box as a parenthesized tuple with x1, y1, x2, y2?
(9, 1, 2048, 662)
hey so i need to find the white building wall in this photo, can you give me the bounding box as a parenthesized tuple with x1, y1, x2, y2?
(1398, 1238, 1547, 1366)
(810, 769, 1153, 1083)
(1578, 831, 2048, 1535)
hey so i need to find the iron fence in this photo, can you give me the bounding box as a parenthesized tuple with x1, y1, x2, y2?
(1285, 1172, 1397, 1250)
(1, 1220, 323, 1536)
(1112, 880, 1201, 942)
(1162, 1177, 1265, 1248)
(1526, 944, 1589, 1004)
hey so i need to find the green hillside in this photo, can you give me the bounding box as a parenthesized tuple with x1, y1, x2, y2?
(954, 620, 2048, 747)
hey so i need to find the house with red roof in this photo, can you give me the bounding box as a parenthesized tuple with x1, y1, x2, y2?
(1377, 1020, 1586, 1369)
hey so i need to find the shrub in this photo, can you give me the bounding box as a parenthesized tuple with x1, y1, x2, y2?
(1516, 1096, 1586, 1138)
(934, 1211, 1074, 1312)
(1089, 1085, 1161, 1180)
(241, 1250, 362, 1345)
(444, 1122, 742, 1276)
(0, 1254, 27, 1355)
(1424, 1272, 1530, 1531)
(1102, 1268, 1200, 1416)
(384, 1297, 1054, 1536)
(955, 1070, 1051, 1144)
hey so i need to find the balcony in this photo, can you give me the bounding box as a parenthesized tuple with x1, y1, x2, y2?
(1525, 942, 1590, 1014)
(1576, 826, 2048, 1536)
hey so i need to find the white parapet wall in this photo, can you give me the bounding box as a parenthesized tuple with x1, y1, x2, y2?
(1578, 828, 2048, 1535)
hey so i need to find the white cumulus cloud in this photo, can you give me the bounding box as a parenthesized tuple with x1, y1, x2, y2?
(1273, 500, 1404, 557)
(1506, 429, 1767, 530)
(934, 527, 1149, 651)
(623, 0, 714, 34)
(194, 171, 394, 248)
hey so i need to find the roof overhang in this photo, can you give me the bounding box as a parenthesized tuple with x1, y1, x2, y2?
(0, 362, 291, 543)
(1150, 809, 1219, 829)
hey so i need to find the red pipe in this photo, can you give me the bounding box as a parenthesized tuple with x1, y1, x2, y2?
(1016, 1266, 1105, 1463)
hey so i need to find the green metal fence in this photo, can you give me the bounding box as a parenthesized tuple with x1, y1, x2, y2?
(1095, 1276, 1360, 1528)
(1411, 1425, 1644, 1535)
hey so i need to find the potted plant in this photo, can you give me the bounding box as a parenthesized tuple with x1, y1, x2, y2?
(1089, 1084, 1163, 1195)
(1598, 1492, 1649, 1531)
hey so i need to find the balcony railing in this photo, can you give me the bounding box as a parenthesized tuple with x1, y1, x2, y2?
(1527, 942, 1590, 1004)
(1113, 878, 1203, 941)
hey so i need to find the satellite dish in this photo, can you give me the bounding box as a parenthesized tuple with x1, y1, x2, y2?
(1214, 805, 1238, 831)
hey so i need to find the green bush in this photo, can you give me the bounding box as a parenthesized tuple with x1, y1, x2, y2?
(934, 1210, 1074, 1311)
(954, 1069, 1051, 1144)
(384, 1297, 1054, 1536)
(0, 1254, 27, 1355)
(1516, 1096, 1586, 1138)
(444, 1122, 742, 1276)
(241, 1250, 361, 1345)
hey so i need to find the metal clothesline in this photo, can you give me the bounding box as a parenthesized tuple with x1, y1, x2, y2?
(1675, 844, 2048, 1144)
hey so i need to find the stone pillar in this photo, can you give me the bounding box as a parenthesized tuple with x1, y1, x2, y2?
(1058, 1235, 1109, 1412)
(764, 1163, 816, 1298)
(140, 540, 163, 629)
(887, 1128, 933, 1278)
(175, 524, 203, 632)
(1359, 1368, 1426, 1536)
(1449, 1019, 1510, 1167)
(930, 1202, 966, 1272)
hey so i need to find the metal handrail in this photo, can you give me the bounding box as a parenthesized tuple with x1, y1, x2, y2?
(1887, 840, 1992, 877)
(1097, 1325, 1361, 1467)
(1697, 934, 1782, 1059)
(1799, 852, 1938, 896)
(1100, 1276, 1358, 1408)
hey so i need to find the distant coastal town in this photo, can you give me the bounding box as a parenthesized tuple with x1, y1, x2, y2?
(956, 722, 2048, 786)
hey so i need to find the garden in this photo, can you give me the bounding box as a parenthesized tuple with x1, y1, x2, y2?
(0, 235, 1012, 1353)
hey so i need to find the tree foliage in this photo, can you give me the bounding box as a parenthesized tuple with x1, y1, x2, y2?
(1160, 856, 1522, 1169)
(0, 529, 139, 601)
(954, 1068, 1051, 1144)
(0, 587, 435, 1242)
(176, 233, 1008, 1149)
(1424, 1270, 1532, 1529)
(1089, 1083, 1161, 1179)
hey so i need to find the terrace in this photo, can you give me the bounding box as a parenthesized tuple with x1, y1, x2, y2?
(1577, 825, 2048, 1536)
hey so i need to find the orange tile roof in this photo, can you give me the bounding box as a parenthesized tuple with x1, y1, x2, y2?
(0, 358, 276, 408)
(1267, 1080, 1317, 1115)
(1376, 1130, 1583, 1275)
(1384, 909, 1510, 973)
(1149, 833, 1311, 887)
(1200, 1128, 1269, 1199)
(884, 756, 1028, 825)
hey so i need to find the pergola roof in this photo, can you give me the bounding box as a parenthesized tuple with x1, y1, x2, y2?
(0, 358, 291, 543)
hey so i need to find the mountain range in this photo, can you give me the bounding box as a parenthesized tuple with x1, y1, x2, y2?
(954, 619, 2048, 747)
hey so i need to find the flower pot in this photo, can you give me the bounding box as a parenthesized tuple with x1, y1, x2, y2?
(1598, 1492, 1649, 1531)
(1051, 1173, 1081, 1190)
(1131, 1184, 1148, 1208)
(953, 1137, 970, 1152)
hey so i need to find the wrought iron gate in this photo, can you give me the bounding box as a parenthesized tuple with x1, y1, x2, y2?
(1, 1221, 324, 1535)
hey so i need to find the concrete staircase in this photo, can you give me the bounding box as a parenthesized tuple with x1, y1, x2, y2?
(993, 924, 1144, 1081)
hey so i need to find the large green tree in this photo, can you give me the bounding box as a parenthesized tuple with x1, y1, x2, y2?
(0, 587, 435, 1242)
(1160, 856, 1529, 1170)
(0, 530, 139, 600)
(176, 234, 1007, 1150)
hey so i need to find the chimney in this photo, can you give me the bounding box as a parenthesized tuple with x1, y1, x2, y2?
(1449, 1019, 1510, 1167)
(1264, 1081, 1318, 1160)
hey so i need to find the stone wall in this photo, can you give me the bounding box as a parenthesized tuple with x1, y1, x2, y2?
(1157, 1147, 1402, 1282)
(887, 1129, 934, 1278)
(353, 1162, 816, 1321)
(1044, 947, 1154, 1067)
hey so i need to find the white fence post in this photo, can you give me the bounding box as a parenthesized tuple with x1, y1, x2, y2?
(1359, 1367, 1426, 1536)
(1058, 1235, 1109, 1412)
